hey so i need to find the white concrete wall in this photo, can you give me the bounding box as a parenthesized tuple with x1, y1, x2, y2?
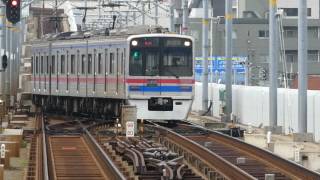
(192, 83, 320, 142)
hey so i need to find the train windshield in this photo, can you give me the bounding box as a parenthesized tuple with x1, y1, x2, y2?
(129, 37, 193, 77)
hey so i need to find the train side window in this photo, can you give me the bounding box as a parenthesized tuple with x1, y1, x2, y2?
(110, 52, 114, 74)
(31, 56, 34, 74)
(40, 56, 44, 74)
(35, 56, 39, 74)
(71, 54, 75, 74)
(81, 55, 86, 74)
(105, 49, 108, 75)
(121, 51, 124, 74)
(77, 51, 80, 75)
(52, 56, 55, 74)
(88, 54, 92, 74)
(61, 55, 65, 74)
(98, 53, 102, 74)
(46, 56, 49, 74)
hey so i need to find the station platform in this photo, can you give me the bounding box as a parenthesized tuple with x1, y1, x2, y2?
(188, 112, 320, 173)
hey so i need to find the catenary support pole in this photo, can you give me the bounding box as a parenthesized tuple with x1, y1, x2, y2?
(201, 0, 209, 112)
(0, 3, 5, 101)
(169, 0, 174, 32)
(298, 0, 308, 133)
(269, 0, 278, 129)
(155, 0, 159, 25)
(142, 2, 145, 25)
(225, 0, 233, 122)
(182, 0, 188, 35)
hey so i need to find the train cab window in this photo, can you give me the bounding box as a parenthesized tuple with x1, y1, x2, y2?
(40, 56, 44, 74)
(81, 55, 86, 74)
(61, 55, 65, 74)
(88, 54, 92, 74)
(98, 53, 102, 74)
(110, 53, 114, 74)
(52, 56, 56, 74)
(35, 56, 39, 74)
(71, 55, 75, 74)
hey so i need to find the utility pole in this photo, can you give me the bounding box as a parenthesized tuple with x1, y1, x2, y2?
(182, 0, 188, 35)
(154, 0, 159, 25)
(0, 3, 5, 102)
(169, 0, 174, 32)
(269, 0, 278, 131)
(225, 0, 233, 122)
(298, 0, 308, 134)
(142, 2, 145, 25)
(201, 0, 209, 113)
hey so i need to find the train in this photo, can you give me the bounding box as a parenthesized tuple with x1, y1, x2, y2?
(31, 26, 195, 120)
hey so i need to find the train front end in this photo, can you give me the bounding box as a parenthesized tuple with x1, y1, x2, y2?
(126, 34, 194, 120)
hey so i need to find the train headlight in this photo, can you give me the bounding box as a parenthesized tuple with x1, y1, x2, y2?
(131, 40, 138, 46)
(184, 41, 191, 47)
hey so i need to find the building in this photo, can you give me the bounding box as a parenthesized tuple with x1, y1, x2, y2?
(179, 0, 320, 87)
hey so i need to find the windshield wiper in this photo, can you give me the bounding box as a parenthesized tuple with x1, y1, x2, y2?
(166, 69, 179, 79)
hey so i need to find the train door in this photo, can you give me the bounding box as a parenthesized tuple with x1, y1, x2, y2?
(96, 48, 104, 96)
(48, 43, 52, 97)
(68, 49, 76, 95)
(104, 48, 109, 96)
(76, 50, 80, 96)
(79, 52, 86, 96)
(108, 48, 116, 96)
(119, 48, 125, 97)
(87, 48, 94, 97)
(66, 50, 70, 94)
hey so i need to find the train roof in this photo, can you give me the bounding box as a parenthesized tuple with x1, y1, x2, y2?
(31, 25, 193, 47)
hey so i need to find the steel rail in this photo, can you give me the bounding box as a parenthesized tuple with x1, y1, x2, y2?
(41, 113, 50, 180)
(206, 132, 320, 180)
(154, 125, 257, 180)
(83, 128, 127, 180)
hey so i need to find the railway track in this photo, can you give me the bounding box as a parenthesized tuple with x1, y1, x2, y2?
(26, 113, 320, 180)
(41, 115, 126, 180)
(150, 122, 320, 180)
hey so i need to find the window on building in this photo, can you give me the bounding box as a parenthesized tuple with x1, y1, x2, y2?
(71, 54, 75, 74)
(61, 55, 65, 74)
(110, 53, 114, 74)
(284, 27, 298, 38)
(88, 54, 92, 74)
(98, 53, 102, 74)
(283, 8, 311, 17)
(308, 50, 319, 62)
(308, 27, 319, 39)
(285, 50, 298, 63)
(258, 30, 269, 38)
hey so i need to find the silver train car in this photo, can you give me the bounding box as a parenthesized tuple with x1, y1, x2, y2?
(32, 30, 195, 120)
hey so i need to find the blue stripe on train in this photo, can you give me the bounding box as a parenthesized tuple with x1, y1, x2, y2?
(129, 86, 192, 92)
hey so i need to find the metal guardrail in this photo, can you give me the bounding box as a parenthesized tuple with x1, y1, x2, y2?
(83, 128, 126, 180)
